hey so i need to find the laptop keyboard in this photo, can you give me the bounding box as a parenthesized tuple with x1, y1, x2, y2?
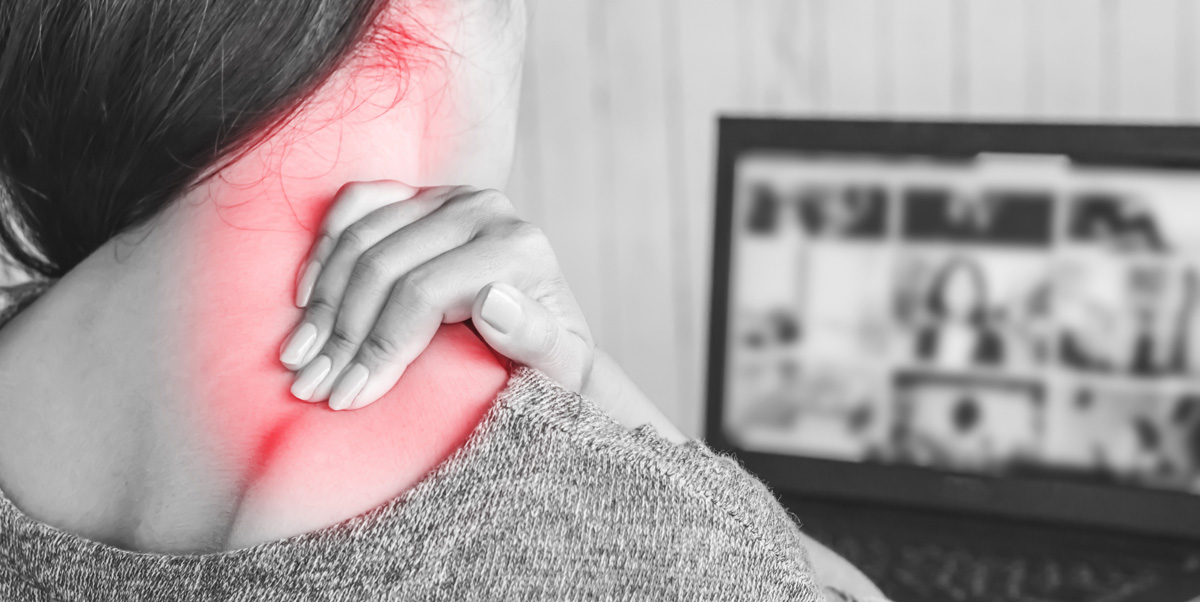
(804, 525, 1169, 602)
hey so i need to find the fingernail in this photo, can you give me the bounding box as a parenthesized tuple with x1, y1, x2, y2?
(280, 322, 318, 366)
(480, 286, 522, 335)
(329, 363, 369, 410)
(296, 260, 321, 308)
(291, 355, 331, 401)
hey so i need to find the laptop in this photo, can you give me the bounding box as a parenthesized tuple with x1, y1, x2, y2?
(705, 118, 1200, 602)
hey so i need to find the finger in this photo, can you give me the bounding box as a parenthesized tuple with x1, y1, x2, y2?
(585, 347, 689, 444)
(296, 180, 418, 305)
(290, 227, 465, 402)
(281, 186, 454, 372)
(325, 236, 553, 410)
(300, 184, 478, 305)
(292, 189, 523, 400)
(286, 196, 447, 370)
(470, 281, 593, 393)
(283, 180, 420, 373)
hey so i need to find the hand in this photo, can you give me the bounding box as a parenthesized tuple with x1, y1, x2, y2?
(278, 181, 596, 411)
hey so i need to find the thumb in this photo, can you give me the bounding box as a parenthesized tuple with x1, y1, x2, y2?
(471, 282, 592, 393)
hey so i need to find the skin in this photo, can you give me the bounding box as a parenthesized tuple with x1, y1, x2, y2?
(0, 1, 884, 596)
(278, 182, 595, 410)
(0, 0, 690, 555)
(0, 0, 526, 552)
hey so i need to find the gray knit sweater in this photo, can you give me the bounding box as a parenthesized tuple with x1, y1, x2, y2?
(0, 282, 825, 601)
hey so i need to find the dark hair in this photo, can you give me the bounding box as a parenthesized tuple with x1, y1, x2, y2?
(0, 0, 419, 278)
(926, 256, 988, 323)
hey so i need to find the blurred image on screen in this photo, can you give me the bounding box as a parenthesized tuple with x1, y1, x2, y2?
(723, 152, 1200, 495)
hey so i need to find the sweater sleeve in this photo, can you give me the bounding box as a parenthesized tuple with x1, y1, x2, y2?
(363, 364, 829, 601)
(0, 363, 831, 601)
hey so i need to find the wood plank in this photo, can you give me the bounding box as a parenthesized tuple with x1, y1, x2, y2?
(889, 0, 958, 116)
(1029, 0, 1104, 119)
(1113, 0, 1181, 121)
(734, 0, 829, 115)
(503, 27, 542, 224)
(964, 0, 1030, 118)
(825, 0, 883, 115)
(1184, 0, 1200, 120)
(597, 0, 683, 428)
(673, 0, 746, 437)
(734, 0, 768, 113)
(780, 0, 826, 113)
(515, 0, 1200, 438)
(522, 0, 612, 353)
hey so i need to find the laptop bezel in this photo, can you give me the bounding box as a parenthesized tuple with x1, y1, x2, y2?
(704, 117, 1200, 539)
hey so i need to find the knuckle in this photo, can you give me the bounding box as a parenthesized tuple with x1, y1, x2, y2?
(312, 232, 336, 256)
(476, 188, 514, 212)
(452, 187, 512, 214)
(508, 220, 546, 247)
(326, 326, 359, 353)
(360, 248, 390, 274)
(338, 225, 371, 255)
(440, 186, 476, 209)
(350, 250, 389, 285)
(396, 267, 439, 309)
(436, 184, 470, 197)
(360, 334, 401, 360)
(344, 222, 373, 247)
(449, 184, 478, 198)
(444, 189, 479, 213)
(481, 218, 546, 251)
(305, 295, 338, 318)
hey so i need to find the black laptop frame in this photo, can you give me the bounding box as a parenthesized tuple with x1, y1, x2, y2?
(704, 117, 1200, 540)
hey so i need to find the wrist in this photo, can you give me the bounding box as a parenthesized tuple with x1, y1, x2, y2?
(579, 346, 604, 400)
(578, 347, 690, 444)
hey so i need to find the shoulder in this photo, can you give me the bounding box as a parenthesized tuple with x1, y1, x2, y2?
(385, 366, 824, 600)
(225, 322, 511, 549)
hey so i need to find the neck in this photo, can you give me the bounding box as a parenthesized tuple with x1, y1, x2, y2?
(0, 155, 512, 550)
(0, 2, 525, 547)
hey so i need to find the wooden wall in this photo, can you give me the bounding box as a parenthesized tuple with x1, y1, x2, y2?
(506, 0, 1200, 438)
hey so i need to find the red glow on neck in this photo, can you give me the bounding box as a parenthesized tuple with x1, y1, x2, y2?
(173, 0, 511, 547)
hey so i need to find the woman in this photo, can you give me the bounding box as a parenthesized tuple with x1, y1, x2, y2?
(915, 256, 1005, 368)
(0, 0, 884, 599)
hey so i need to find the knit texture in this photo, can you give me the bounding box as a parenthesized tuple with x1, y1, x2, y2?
(0, 281, 825, 601)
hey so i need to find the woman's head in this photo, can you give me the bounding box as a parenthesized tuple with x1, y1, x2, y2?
(0, 0, 523, 279)
(928, 256, 989, 322)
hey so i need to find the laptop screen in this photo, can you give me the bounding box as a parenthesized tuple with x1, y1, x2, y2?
(722, 150, 1200, 498)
